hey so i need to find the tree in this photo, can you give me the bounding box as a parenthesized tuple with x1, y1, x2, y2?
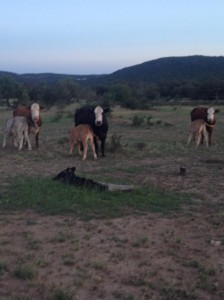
(0, 76, 20, 106)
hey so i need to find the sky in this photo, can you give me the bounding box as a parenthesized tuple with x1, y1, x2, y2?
(0, 0, 224, 75)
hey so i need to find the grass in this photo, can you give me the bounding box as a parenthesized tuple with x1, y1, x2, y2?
(1, 105, 224, 300)
(0, 261, 8, 275)
(13, 264, 37, 280)
(1, 176, 187, 219)
(48, 286, 74, 300)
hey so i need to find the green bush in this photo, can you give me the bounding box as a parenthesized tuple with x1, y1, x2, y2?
(132, 115, 145, 126)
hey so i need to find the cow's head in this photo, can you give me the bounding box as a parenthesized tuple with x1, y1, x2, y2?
(30, 103, 40, 127)
(93, 106, 110, 126)
(207, 107, 220, 123)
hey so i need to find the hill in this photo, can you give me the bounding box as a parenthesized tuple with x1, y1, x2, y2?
(1, 56, 224, 85)
(2, 56, 224, 106)
(0, 71, 99, 85)
(105, 55, 224, 82)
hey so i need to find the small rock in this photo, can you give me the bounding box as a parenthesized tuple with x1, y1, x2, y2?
(210, 240, 222, 246)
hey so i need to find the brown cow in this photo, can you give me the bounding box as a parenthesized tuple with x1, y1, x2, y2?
(190, 106, 220, 145)
(69, 124, 97, 160)
(13, 103, 43, 148)
(187, 119, 208, 147)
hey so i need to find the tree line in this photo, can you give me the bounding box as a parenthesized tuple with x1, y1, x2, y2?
(1, 74, 224, 110)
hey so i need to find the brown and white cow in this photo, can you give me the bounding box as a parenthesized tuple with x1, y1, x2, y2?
(190, 106, 220, 146)
(13, 103, 43, 148)
(69, 124, 97, 160)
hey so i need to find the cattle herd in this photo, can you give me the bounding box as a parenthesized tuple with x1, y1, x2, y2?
(1, 103, 220, 157)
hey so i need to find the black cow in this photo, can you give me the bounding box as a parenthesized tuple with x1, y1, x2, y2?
(74, 105, 110, 157)
(190, 106, 220, 145)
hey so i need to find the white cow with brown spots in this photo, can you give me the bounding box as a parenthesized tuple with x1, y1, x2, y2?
(69, 124, 97, 160)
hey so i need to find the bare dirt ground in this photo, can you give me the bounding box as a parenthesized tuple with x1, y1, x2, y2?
(0, 105, 224, 299)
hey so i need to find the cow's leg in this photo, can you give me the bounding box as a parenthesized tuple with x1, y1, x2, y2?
(208, 132, 212, 146)
(24, 130, 32, 150)
(94, 137, 99, 156)
(18, 132, 24, 150)
(69, 141, 75, 155)
(82, 140, 88, 160)
(90, 136, 97, 159)
(77, 142, 82, 156)
(2, 133, 7, 148)
(187, 132, 192, 145)
(101, 138, 106, 157)
(13, 134, 18, 148)
(206, 127, 213, 146)
(203, 127, 209, 147)
(200, 133, 204, 144)
(35, 131, 39, 148)
(195, 132, 201, 147)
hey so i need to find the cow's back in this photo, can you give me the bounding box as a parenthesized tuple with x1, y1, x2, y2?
(13, 105, 30, 118)
(74, 107, 95, 126)
(12, 116, 28, 133)
(191, 107, 208, 122)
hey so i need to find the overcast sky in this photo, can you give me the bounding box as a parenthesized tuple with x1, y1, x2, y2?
(1, 0, 223, 75)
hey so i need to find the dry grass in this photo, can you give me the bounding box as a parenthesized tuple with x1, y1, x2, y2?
(0, 104, 224, 299)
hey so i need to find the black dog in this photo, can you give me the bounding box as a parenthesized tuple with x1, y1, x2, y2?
(52, 167, 107, 191)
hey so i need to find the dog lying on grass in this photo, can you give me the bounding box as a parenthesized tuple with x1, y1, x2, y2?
(52, 167, 107, 191)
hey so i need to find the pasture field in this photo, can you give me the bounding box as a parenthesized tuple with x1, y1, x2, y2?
(0, 104, 224, 300)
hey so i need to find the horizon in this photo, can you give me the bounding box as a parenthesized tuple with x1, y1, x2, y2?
(1, 54, 223, 76)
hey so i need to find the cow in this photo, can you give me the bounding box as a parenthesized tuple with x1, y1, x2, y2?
(13, 103, 43, 148)
(69, 124, 97, 160)
(2, 116, 39, 150)
(187, 119, 208, 147)
(74, 105, 110, 157)
(190, 106, 220, 146)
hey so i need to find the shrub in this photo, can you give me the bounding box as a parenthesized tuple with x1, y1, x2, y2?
(108, 134, 123, 153)
(50, 112, 63, 123)
(13, 264, 37, 280)
(132, 115, 145, 126)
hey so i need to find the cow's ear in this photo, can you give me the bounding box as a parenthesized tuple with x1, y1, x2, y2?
(40, 105, 45, 110)
(103, 107, 111, 113)
(215, 109, 220, 114)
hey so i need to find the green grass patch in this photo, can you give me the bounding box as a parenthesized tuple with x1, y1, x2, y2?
(1, 177, 189, 219)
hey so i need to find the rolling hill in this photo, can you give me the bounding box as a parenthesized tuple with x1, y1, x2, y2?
(1, 55, 224, 85)
(105, 55, 224, 82)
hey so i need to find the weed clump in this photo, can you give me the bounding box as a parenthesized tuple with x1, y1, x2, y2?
(108, 134, 124, 153)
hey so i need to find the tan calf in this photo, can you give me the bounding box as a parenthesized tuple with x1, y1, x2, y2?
(69, 124, 97, 160)
(187, 119, 208, 147)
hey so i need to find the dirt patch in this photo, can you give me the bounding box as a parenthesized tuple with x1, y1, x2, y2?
(0, 210, 223, 300)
